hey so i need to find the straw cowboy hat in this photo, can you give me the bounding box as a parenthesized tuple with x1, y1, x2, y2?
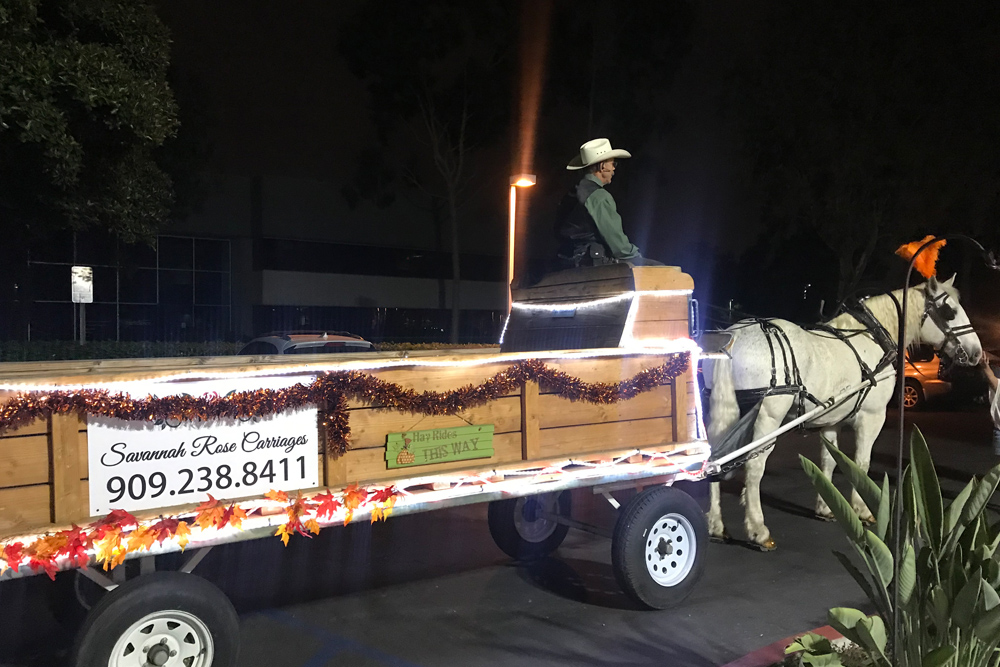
(566, 138, 632, 170)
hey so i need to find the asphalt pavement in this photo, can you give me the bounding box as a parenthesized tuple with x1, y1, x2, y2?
(1, 406, 996, 667)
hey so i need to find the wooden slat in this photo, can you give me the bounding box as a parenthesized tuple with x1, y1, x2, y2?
(633, 296, 689, 322)
(536, 355, 670, 388)
(0, 434, 50, 488)
(516, 264, 635, 289)
(521, 381, 540, 460)
(671, 380, 689, 443)
(0, 418, 48, 438)
(341, 432, 522, 484)
(0, 485, 51, 536)
(631, 267, 694, 292)
(536, 386, 672, 429)
(50, 414, 85, 523)
(538, 417, 674, 457)
(347, 397, 521, 449)
(326, 451, 348, 487)
(78, 429, 88, 475)
(629, 320, 690, 341)
(513, 278, 633, 303)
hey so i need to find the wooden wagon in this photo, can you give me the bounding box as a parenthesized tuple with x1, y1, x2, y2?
(0, 265, 710, 667)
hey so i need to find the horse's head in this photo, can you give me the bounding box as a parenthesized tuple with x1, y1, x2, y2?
(920, 274, 982, 366)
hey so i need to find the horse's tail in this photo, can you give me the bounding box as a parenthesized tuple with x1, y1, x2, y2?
(705, 357, 740, 454)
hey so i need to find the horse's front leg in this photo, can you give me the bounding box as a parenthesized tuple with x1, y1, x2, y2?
(849, 410, 886, 522)
(742, 395, 794, 550)
(815, 427, 839, 520)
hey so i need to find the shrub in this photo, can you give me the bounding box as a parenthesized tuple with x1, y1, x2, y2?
(787, 427, 1000, 667)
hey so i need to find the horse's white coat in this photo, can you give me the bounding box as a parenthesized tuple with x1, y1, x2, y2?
(703, 276, 982, 548)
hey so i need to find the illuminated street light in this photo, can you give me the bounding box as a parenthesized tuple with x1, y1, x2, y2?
(508, 174, 536, 314)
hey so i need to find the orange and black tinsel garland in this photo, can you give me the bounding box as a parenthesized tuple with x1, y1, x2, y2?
(0, 354, 689, 455)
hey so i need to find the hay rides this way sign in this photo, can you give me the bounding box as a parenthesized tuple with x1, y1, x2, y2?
(386, 425, 494, 469)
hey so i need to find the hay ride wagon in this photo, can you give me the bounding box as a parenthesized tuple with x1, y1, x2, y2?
(0, 265, 710, 667)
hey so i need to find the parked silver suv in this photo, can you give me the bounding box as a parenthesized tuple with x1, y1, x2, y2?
(237, 331, 374, 356)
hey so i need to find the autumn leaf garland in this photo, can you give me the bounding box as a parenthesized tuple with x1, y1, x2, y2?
(0, 485, 401, 578)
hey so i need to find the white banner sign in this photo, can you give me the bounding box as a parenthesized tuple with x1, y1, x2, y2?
(87, 377, 320, 516)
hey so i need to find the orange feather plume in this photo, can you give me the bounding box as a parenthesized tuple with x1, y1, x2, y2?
(896, 235, 946, 279)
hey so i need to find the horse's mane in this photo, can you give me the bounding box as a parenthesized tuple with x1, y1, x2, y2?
(825, 287, 928, 347)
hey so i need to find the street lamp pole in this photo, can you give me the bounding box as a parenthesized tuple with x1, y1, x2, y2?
(508, 174, 536, 314)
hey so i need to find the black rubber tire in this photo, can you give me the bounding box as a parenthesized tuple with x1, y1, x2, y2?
(487, 491, 571, 561)
(71, 571, 239, 667)
(611, 485, 708, 610)
(903, 379, 925, 410)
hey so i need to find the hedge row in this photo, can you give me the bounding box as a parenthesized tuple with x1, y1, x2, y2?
(0, 341, 500, 362)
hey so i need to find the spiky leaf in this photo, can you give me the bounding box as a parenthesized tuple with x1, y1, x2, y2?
(921, 645, 956, 667)
(944, 479, 974, 537)
(875, 474, 891, 542)
(951, 568, 982, 629)
(898, 542, 916, 605)
(947, 464, 1000, 552)
(910, 427, 943, 551)
(864, 530, 894, 589)
(982, 579, 1000, 612)
(974, 606, 1000, 644)
(801, 455, 865, 544)
(833, 550, 890, 619)
(823, 437, 881, 519)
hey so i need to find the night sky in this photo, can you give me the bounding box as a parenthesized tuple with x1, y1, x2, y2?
(151, 0, 1000, 339)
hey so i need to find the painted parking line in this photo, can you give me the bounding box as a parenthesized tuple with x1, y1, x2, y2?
(260, 609, 424, 667)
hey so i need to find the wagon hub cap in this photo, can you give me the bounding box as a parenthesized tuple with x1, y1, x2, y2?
(645, 513, 697, 587)
(110, 610, 214, 667)
(513, 494, 560, 543)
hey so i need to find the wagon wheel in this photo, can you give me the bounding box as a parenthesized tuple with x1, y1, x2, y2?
(72, 571, 239, 667)
(611, 486, 707, 609)
(487, 491, 571, 561)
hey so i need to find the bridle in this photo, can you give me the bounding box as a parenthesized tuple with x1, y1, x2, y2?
(922, 289, 976, 365)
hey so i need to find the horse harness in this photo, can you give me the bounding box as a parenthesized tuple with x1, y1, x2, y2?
(732, 297, 900, 424)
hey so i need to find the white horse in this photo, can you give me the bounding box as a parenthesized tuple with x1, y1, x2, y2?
(703, 275, 982, 550)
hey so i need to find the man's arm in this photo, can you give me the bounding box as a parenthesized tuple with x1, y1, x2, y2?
(585, 189, 640, 260)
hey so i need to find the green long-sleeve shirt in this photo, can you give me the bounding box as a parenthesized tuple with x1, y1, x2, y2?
(581, 174, 640, 260)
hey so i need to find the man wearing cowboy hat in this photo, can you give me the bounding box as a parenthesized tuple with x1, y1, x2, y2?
(555, 138, 662, 269)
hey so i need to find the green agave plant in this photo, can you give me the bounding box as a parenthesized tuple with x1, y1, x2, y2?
(787, 426, 1000, 667)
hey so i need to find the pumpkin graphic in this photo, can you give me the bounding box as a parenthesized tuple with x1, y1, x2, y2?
(396, 436, 415, 465)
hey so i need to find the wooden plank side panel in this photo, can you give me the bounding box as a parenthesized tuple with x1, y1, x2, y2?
(341, 432, 522, 484)
(0, 435, 50, 488)
(671, 380, 689, 444)
(347, 397, 521, 450)
(631, 267, 695, 292)
(0, 418, 49, 438)
(535, 387, 672, 429)
(0, 485, 51, 536)
(521, 381, 540, 460)
(633, 297, 689, 322)
(537, 355, 674, 389)
(537, 417, 675, 458)
(629, 320, 690, 341)
(51, 414, 85, 523)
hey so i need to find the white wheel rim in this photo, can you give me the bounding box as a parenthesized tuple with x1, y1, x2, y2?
(513, 494, 559, 543)
(903, 386, 919, 408)
(644, 513, 697, 587)
(109, 609, 214, 667)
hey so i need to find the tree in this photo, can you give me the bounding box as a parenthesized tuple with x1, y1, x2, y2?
(339, 0, 514, 343)
(0, 0, 179, 244)
(725, 2, 1000, 303)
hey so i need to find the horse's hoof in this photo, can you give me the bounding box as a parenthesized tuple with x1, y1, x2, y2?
(861, 515, 876, 525)
(709, 531, 731, 544)
(757, 538, 777, 552)
(815, 512, 836, 523)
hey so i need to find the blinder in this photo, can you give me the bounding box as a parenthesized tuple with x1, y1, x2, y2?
(922, 290, 975, 363)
